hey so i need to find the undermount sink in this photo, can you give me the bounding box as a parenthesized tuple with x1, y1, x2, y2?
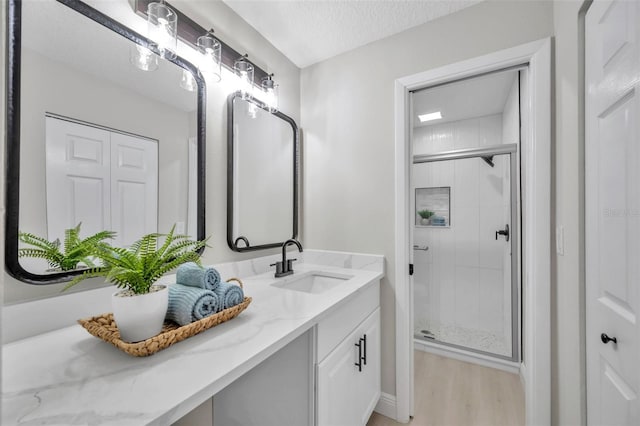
(271, 272, 353, 294)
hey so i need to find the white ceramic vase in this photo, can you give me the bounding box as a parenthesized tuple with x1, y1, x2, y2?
(111, 285, 168, 343)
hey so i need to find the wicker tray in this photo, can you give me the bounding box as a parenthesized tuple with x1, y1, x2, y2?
(78, 278, 252, 357)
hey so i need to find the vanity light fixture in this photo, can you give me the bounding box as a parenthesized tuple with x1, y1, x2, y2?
(261, 74, 279, 113)
(234, 55, 254, 100)
(134, 1, 274, 97)
(197, 30, 222, 82)
(180, 69, 196, 91)
(130, 45, 158, 71)
(418, 111, 443, 123)
(147, 1, 177, 60)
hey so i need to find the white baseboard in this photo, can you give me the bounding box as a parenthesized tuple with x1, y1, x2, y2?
(374, 392, 397, 421)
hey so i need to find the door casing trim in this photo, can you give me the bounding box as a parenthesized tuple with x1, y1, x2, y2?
(393, 38, 551, 425)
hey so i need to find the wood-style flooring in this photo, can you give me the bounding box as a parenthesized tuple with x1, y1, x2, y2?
(367, 351, 524, 426)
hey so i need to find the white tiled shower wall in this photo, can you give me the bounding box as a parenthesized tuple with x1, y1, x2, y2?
(412, 82, 519, 356)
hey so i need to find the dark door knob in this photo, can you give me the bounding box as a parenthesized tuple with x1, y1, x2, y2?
(601, 333, 617, 345)
(495, 224, 510, 241)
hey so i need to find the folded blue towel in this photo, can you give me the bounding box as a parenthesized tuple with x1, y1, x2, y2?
(214, 281, 245, 310)
(430, 215, 446, 226)
(166, 284, 221, 326)
(176, 262, 221, 291)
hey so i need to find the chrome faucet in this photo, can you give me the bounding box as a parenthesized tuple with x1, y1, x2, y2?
(271, 239, 303, 277)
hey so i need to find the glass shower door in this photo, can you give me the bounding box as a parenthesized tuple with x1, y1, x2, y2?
(412, 149, 518, 360)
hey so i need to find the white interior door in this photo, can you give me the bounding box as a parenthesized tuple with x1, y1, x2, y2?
(586, 1, 640, 424)
(110, 132, 158, 247)
(45, 117, 111, 242)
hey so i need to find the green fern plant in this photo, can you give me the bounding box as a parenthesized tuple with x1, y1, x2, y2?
(65, 225, 208, 294)
(19, 223, 115, 271)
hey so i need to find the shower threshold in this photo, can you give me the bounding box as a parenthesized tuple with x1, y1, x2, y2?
(413, 323, 511, 359)
(414, 335, 520, 373)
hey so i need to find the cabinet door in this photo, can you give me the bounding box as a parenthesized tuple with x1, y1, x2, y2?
(357, 308, 381, 425)
(317, 308, 381, 426)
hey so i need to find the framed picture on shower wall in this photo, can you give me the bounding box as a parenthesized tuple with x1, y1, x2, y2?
(415, 187, 450, 227)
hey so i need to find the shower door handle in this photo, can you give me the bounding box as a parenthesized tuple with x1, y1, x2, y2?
(496, 224, 510, 242)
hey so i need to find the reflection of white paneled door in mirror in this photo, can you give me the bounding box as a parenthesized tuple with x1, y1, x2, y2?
(45, 117, 111, 243)
(45, 116, 158, 248)
(110, 133, 158, 247)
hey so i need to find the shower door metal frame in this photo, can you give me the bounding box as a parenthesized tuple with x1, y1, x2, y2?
(413, 143, 520, 362)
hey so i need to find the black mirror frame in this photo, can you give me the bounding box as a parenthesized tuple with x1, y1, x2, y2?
(4, 0, 207, 284)
(226, 92, 299, 252)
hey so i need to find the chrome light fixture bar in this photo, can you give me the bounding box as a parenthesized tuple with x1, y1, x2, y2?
(134, 0, 270, 86)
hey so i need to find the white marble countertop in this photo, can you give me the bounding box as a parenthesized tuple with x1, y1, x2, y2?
(2, 258, 383, 425)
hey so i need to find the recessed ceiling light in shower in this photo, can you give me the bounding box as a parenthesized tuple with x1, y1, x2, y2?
(418, 111, 442, 122)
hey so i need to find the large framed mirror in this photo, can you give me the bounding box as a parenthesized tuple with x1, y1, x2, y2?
(227, 93, 299, 252)
(5, 0, 206, 284)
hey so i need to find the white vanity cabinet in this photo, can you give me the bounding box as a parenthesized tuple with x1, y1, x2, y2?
(316, 281, 381, 426)
(3, 256, 385, 426)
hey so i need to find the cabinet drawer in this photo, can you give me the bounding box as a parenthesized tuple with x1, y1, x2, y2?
(317, 280, 379, 362)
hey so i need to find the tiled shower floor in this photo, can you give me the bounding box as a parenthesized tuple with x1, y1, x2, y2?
(413, 320, 511, 357)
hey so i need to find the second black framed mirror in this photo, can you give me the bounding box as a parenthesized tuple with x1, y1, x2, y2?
(227, 92, 299, 252)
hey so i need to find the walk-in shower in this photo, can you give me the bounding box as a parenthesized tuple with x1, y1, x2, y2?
(410, 69, 522, 365)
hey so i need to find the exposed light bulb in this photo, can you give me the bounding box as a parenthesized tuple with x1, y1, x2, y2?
(248, 102, 257, 119)
(234, 57, 254, 100)
(197, 32, 221, 82)
(261, 74, 279, 113)
(180, 69, 196, 92)
(147, 2, 177, 60)
(130, 44, 158, 71)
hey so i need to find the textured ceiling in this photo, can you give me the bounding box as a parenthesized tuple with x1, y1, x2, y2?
(222, 0, 482, 68)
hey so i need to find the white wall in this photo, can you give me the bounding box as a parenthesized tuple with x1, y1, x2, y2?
(413, 115, 513, 356)
(301, 0, 554, 399)
(3, 0, 300, 303)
